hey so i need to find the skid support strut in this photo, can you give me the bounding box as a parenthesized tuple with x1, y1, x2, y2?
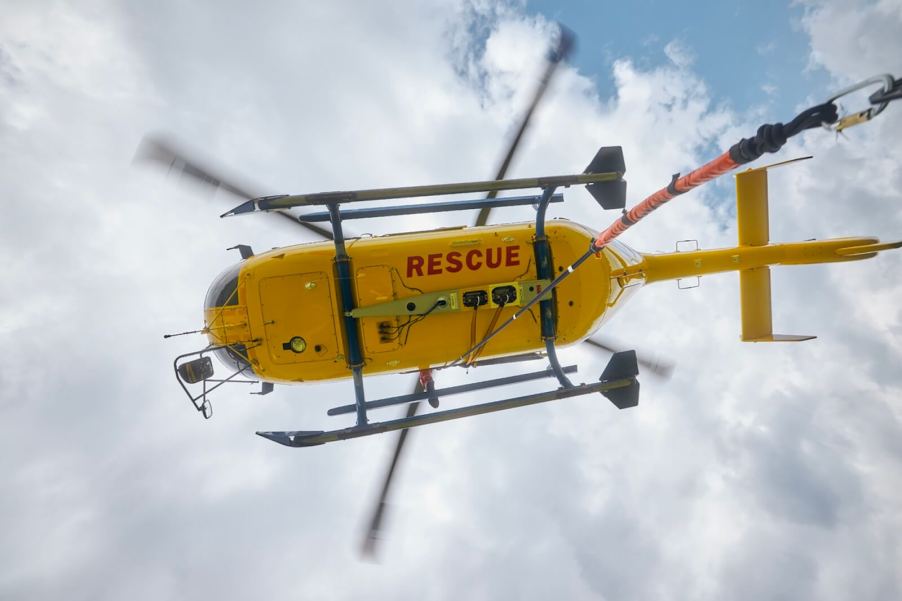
(533, 186, 573, 388)
(328, 202, 368, 426)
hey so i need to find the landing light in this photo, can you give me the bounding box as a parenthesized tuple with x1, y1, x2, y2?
(289, 336, 307, 353)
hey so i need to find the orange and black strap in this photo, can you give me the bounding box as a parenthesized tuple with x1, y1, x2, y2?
(592, 102, 838, 250)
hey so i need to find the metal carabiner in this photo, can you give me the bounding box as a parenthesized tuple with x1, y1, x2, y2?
(825, 74, 896, 132)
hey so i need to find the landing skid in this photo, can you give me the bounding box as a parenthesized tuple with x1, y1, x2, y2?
(258, 351, 640, 447)
(326, 364, 579, 416)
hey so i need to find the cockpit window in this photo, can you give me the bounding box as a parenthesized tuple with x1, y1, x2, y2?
(204, 262, 242, 309)
(212, 344, 251, 372)
(204, 262, 250, 372)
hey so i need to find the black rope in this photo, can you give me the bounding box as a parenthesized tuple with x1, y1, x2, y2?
(729, 102, 838, 165)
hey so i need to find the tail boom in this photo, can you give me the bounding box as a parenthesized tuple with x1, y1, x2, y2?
(609, 160, 900, 342)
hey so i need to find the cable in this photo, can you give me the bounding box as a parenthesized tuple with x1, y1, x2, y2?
(466, 301, 506, 366)
(380, 299, 446, 345)
(465, 305, 479, 365)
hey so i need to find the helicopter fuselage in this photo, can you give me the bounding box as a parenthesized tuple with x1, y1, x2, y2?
(204, 220, 642, 383)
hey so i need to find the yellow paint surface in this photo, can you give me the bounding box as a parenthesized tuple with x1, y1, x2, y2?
(206, 221, 634, 383)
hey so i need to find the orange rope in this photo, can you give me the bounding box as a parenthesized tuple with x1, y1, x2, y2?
(593, 151, 739, 249)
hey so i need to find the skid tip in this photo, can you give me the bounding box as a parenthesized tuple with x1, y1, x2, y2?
(256, 430, 327, 447)
(256, 431, 293, 446)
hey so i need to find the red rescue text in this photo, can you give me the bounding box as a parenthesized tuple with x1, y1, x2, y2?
(406, 245, 520, 277)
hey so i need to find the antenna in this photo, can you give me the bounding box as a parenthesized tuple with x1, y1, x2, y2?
(163, 328, 207, 339)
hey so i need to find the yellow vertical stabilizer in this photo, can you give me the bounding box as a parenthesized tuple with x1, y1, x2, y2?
(736, 162, 814, 342)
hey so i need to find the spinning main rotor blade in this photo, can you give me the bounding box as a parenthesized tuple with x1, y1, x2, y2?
(474, 25, 575, 228)
(361, 384, 423, 560)
(361, 24, 575, 560)
(584, 338, 675, 379)
(135, 135, 334, 240)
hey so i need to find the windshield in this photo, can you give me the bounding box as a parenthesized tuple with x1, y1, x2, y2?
(204, 262, 251, 372)
(211, 344, 251, 373)
(204, 262, 241, 310)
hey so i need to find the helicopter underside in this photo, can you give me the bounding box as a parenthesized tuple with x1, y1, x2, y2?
(203, 220, 643, 384)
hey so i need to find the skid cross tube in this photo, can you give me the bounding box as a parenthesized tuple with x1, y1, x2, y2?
(298, 193, 564, 222)
(221, 171, 622, 215)
(327, 364, 579, 416)
(258, 377, 635, 447)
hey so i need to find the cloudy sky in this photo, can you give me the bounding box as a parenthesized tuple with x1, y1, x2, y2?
(2, 0, 901, 599)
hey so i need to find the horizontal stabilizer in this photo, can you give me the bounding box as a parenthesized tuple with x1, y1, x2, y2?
(835, 239, 902, 257)
(599, 350, 640, 409)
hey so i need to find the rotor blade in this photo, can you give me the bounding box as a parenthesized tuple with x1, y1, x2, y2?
(584, 337, 675, 379)
(361, 382, 423, 559)
(360, 25, 575, 559)
(135, 135, 259, 200)
(474, 24, 575, 227)
(274, 210, 334, 240)
(136, 135, 334, 240)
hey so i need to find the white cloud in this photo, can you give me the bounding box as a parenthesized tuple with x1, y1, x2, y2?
(799, 0, 902, 82)
(1, 0, 900, 599)
(664, 39, 696, 69)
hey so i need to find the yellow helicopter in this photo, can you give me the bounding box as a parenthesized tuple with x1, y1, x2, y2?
(138, 27, 901, 556)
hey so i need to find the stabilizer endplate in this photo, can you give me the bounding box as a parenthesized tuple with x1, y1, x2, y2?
(587, 180, 627, 210)
(585, 146, 627, 210)
(585, 146, 626, 175)
(599, 350, 640, 409)
(749, 334, 817, 342)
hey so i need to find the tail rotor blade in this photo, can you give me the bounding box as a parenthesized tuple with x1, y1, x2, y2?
(274, 210, 335, 240)
(474, 24, 576, 227)
(584, 337, 675, 379)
